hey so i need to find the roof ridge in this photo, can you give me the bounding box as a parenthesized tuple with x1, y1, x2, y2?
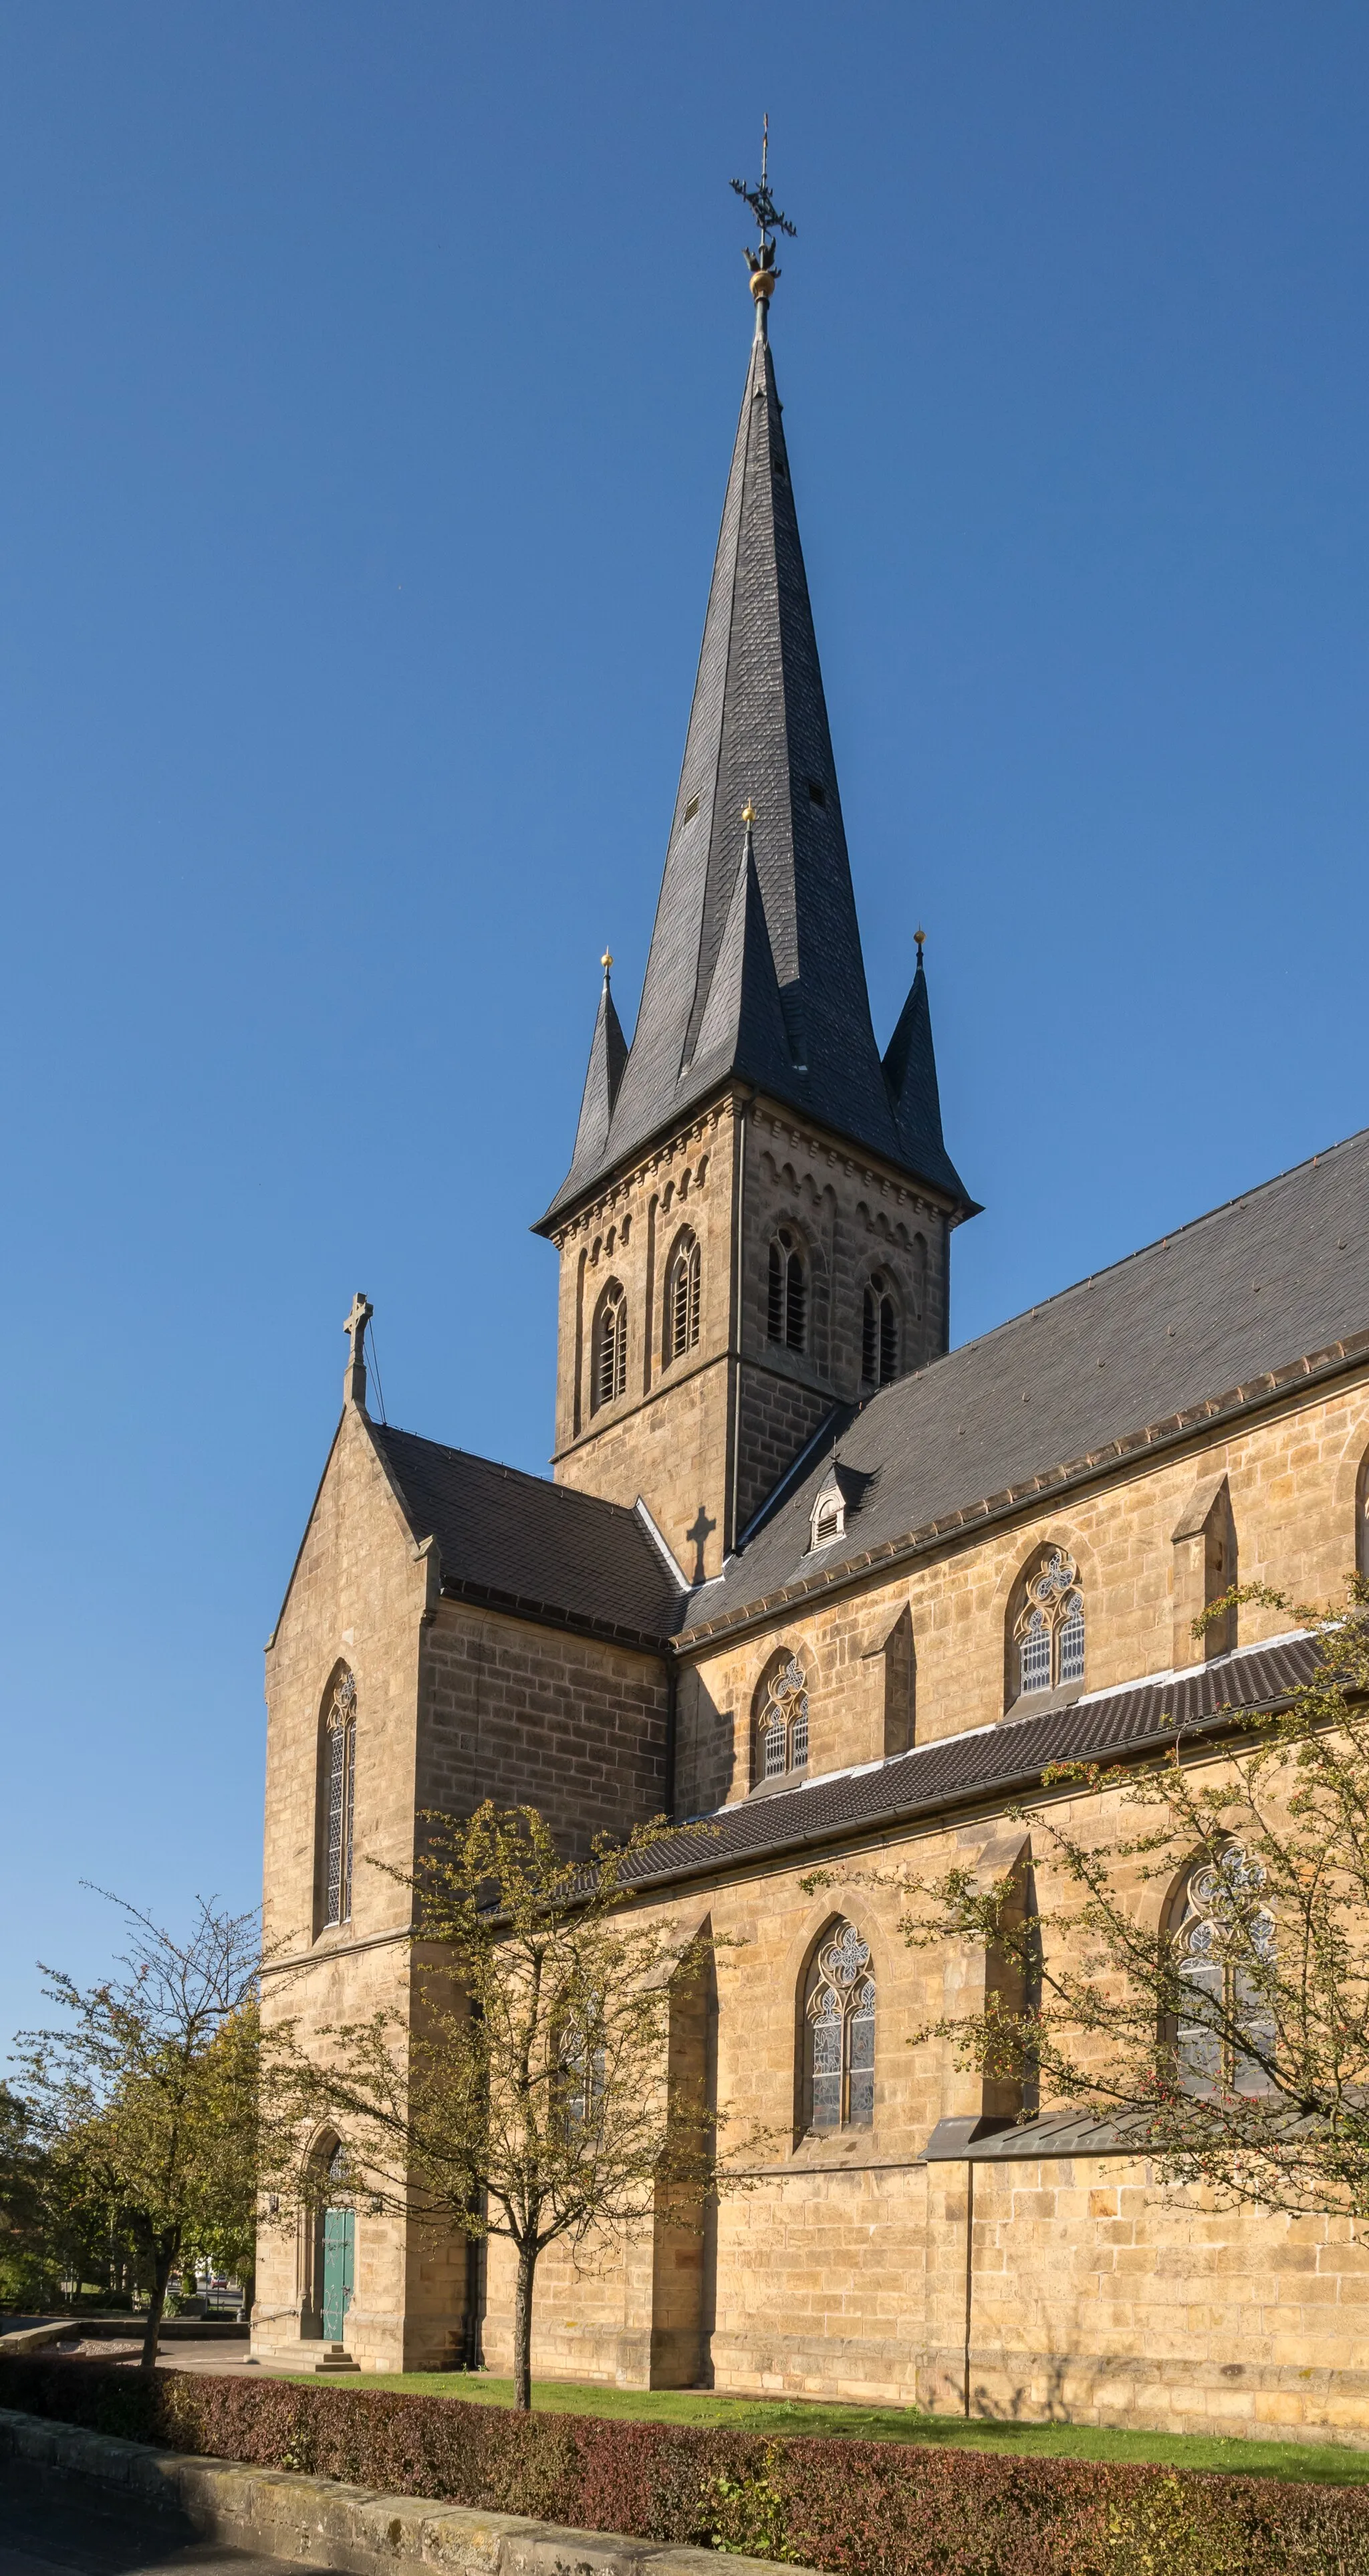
(375, 1422, 655, 1528)
(931, 1121, 1369, 1379)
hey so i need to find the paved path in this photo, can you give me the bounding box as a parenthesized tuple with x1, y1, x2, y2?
(0, 2462, 333, 2576)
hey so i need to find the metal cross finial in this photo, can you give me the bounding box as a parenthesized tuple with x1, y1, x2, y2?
(343, 1291, 372, 1409)
(731, 114, 797, 247)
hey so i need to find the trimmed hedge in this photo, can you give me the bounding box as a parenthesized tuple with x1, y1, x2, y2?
(2, 2356, 1368, 2573)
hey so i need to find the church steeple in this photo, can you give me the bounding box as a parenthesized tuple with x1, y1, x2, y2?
(541, 163, 975, 1580)
(541, 191, 970, 1231)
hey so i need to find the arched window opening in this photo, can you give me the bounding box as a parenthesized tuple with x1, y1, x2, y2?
(755, 1653, 808, 1784)
(666, 1232, 701, 1362)
(805, 1922, 876, 2131)
(322, 1670, 356, 1930)
(1171, 1845, 1277, 2099)
(767, 1230, 807, 1353)
(861, 1275, 898, 1389)
(560, 2020, 608, 2135)
(592, 1281, 628, 1413)
(1358, 1447, 1369, 1582)
(911, 1232, 928, 1323)
(1011, 1550, 1086, 1701)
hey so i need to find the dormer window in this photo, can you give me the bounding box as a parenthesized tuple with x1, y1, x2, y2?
(810, 1466, 848, 1551)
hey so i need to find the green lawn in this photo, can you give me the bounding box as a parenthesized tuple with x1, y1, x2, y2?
(287, 2368, 1369, 2487)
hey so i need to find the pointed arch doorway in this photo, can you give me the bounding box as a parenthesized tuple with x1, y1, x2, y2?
(307, 2137, 354, 2345)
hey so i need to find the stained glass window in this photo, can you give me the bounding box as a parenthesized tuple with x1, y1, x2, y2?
(757, 1655, 808, 1783)
(1013, 1550, 1086, 1698)
(806, 1923, 876, 2130)
(324, 1672, 357, 1928)
(1174, 1845, 1277, 2099)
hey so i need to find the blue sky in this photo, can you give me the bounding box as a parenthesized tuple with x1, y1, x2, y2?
(3, 3, 1367, 2044)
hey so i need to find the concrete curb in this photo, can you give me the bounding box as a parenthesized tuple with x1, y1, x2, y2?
(0, 2406, 817, 2576)
(0, 2320, 76, 2357)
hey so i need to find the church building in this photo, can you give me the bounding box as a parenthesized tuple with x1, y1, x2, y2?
(254, 202, 1369, 2443)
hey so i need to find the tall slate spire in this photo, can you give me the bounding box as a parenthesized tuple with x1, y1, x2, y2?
(541, 253, 971, 1227)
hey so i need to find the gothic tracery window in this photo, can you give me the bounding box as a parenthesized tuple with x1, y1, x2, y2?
(862, 1274, 898, 1388)
(767, 1230, 807, 1353)
(322, 1670, 357, 1929)
(757, 1653, 809, 1782)
(805, 1921, 876, 2130)
(1012, 1549, 1086, 1701)
(666, 1230, 701, 1362)
(1172, 1845, 1277, 2099)
(592, 1280, 628, 1412)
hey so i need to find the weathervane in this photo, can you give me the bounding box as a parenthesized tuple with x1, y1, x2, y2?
(731, 114, 795, 322)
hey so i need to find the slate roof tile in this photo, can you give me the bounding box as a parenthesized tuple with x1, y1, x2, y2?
(372, 1424, 684, 1647)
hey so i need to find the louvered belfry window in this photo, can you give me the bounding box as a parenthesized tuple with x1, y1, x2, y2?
(862, 1276, 898, 1388)
(667, 1233, 701, 1361)
(324, 1671, 357, 1928)
(806, 1922, 876, 2130)
(767, 1231, 807, 1352)
(1013, 1548, 1086, 1698)
(593, 1282, 628, 1413)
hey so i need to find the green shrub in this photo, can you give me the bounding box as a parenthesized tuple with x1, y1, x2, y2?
(1, 2357, 1368, 2574)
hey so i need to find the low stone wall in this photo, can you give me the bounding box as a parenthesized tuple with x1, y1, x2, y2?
(0, 2405, 803, 2576)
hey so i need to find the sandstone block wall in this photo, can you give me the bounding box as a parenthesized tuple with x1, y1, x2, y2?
(417, 1599, 669, 1855)
(676, 1371, 1369, 1802)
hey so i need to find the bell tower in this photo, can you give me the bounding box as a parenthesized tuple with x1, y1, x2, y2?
(535, 149, 976, 1584)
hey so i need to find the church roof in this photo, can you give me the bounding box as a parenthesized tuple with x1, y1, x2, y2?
(371, 1424, 684, 1647)
(539, 305, 971, 1228)
(616, 1629, 1322, 1893)
(684, 1123, 1369, 1639)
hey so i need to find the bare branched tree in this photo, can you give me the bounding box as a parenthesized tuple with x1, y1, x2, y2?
(15, 1891, 299, 2368)
(293, 1802, 757, 2409)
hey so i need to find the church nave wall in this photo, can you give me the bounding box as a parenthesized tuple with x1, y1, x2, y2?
(675, 1372, 1369, 1802)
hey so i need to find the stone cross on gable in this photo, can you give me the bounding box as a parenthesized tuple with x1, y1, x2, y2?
(343, 1291, 373, 1411)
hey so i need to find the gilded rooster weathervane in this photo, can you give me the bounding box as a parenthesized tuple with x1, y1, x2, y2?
(731, 114, 795, 312)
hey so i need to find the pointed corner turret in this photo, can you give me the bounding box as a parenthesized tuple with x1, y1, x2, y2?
(882, 935, 977, 1214)
(562, 953, 628, 1197)
(688, 804, 793, 1090)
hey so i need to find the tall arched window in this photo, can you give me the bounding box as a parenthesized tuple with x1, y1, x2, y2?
(1170, 1845, 1276, 2099)
(755, 1652, 809, 1783)
(862, 1274, 898, 1388)
(767, 1230, 807, 1352)
(1011, 1548, 1086, 1702)
(1358, 1445, 1369, 1581)
(321, 1669, 356, 1929)
(805, 1922, 876, 2131)
(665, 1230, 701, 1361)
(592, 1280, 628, 1411)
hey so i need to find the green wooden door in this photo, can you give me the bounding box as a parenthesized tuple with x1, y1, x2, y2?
(322, 2206, 354, 2342)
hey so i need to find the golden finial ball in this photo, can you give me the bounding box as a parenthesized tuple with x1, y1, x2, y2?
(601, 950, 613, 971)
